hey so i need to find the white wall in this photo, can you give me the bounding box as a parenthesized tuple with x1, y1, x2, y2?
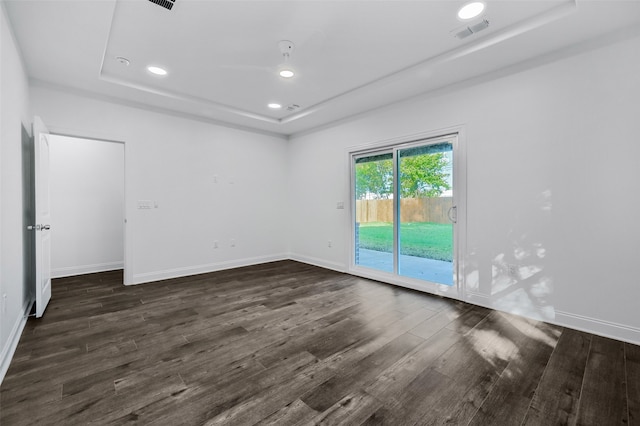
(30, 86, 289, 285)
(49, 135, 124, 277)
(288, 33, 640, 345)
(0, 3, 32, 382)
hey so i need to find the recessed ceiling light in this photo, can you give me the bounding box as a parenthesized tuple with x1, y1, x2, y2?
(457, 2, 485, 20)
(268, 103, 282, 109)
(147, 65, 168, 76)
(279, 69, 295, 78)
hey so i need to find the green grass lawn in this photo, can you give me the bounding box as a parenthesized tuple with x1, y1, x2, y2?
(358, 222, 453, 262)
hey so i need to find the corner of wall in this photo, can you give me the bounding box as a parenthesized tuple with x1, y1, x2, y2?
(0, 0, 33, 385)
(131, 253, 290, 285)
(287, 253, 347, 273)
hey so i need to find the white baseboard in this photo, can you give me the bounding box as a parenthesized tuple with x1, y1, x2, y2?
(0, 300, 32, 386)
(555, 310, 640, 346)
(287, 253, 347, 273)
(52, 261, 124, 278)
(131, 253, 289, 285)
(463, 293, 639, 344)
(131, 253, 346, 286)
(464, 291, 492, 307)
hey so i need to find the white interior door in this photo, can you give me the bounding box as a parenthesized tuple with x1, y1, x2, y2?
(33, 116, 52, 318)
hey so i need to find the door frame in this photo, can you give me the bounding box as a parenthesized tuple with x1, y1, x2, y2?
(43, 127, 130, 286)
(347, 125, 467, 300)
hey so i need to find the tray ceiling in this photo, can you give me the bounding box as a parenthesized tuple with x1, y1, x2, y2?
(5, 0, 640, 136)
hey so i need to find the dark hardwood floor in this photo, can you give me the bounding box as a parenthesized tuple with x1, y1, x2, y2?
(1, 260, 638, 425)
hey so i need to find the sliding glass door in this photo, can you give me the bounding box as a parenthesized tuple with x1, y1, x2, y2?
(398, 142, 453, 285)
(352, 135, 458, 290)
(354, 152, 395, 273)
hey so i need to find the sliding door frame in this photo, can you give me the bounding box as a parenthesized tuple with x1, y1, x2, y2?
(347, 126, 467, 300)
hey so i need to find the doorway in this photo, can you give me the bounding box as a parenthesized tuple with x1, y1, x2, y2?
(48, 135, 125, 280)
(351, 133, 462, 296)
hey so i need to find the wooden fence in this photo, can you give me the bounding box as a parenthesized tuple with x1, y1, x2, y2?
(356, 197, 452, 224)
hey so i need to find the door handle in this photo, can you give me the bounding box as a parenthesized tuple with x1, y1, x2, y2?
(42, 225, 51, 230)
(447, 206, 457, 223)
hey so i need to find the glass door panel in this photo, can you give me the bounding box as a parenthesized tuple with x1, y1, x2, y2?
(354, 152, 394, 273)
(398, 142, 454, 285)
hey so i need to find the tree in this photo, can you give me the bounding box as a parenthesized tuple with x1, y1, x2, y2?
(399, 153, 450, 198)
(355, 152, 450, 199)
(355, 159, 393, 199)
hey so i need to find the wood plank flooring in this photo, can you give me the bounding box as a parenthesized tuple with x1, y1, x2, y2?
(1, 260, 638, 425)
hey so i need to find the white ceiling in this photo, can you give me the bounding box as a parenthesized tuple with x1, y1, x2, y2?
(4, 0, 640, 136)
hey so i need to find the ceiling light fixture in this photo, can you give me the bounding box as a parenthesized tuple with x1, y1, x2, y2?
(457, 2, 485, 20)
(279, 69, 295, 78)
(268, 103, 282, 109)
(277, 40, 296, 79)
(147, 65, 168, 76)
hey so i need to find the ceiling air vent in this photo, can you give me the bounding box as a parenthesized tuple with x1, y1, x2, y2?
(454, 19, 490, 39)
(148, 0, 175, 11)
(286, 104, 301, 112)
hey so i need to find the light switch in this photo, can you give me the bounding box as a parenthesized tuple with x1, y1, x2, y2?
(137, 200, 152, 209)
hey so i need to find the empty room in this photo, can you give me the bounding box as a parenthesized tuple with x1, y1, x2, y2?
(1, 0, 639, 424)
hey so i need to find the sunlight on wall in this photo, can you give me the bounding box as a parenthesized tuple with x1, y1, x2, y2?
(487, 189, 554, 322)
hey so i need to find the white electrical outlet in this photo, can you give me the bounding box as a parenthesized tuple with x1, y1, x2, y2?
(230, 239, 236, 247)
(213, 241, 219, 248)
(328, 240, 332, 248)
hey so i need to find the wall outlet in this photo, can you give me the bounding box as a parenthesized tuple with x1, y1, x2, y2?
(507, 264, 518, 279)
(2, 293, 6, 314)
(230, 239, 236, 247)
(328, 240, 332, 248)
(213, 240, 219, 249)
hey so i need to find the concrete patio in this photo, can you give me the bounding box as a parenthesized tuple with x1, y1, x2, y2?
(357, 248, 453, 286)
